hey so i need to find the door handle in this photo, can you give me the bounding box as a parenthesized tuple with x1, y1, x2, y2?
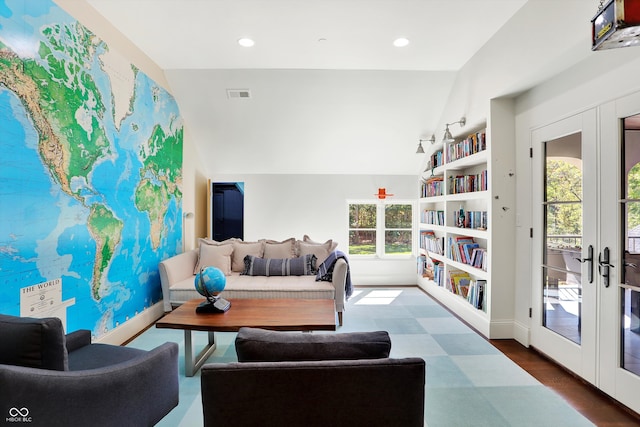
(598, 247, 614, 288)
(574, 244, 593, 283)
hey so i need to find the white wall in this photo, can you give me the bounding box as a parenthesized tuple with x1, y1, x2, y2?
(210, 173, 419, 286)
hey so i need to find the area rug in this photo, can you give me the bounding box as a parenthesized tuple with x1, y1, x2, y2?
(127, 287, 594, 426)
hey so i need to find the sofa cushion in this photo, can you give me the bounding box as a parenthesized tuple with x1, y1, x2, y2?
(296, 240, 334, 265)
(193, 238, 236, 274)
(264, 238, 296, 259)
(195, 243, 234, 275)
(242, 254, 316, 277)
(231, 240, 265, 272)
(0, 314, 69, 371)
(235, 327, 391, 362)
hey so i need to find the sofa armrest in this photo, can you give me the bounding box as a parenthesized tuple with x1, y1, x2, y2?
(159, 249, 199, 311)
(331, 258, 348, 313)
(65, 329, 91, 353)
(0, 342, 179, 427)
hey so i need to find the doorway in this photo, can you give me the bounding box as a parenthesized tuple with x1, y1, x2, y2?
(531, 110, 598, 385)
(208, 182, 244, 241)
(531, 92, 640, 414)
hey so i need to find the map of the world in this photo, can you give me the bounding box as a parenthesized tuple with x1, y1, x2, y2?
(0, 0, 183, 338)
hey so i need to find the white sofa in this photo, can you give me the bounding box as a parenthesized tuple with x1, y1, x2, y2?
(159, 237, 348, 325)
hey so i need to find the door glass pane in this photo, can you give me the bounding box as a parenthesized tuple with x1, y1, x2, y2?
(543, 133, 582, 344)
(622, 114, 640, 375)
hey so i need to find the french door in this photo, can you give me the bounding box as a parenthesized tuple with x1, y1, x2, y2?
(532, 93, 640, 414)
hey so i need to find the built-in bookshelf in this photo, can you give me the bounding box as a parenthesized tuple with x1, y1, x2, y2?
(417, 99, 516, 339)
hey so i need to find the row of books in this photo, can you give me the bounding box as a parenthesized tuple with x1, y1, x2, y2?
(448, 236, 487, 271)
(447, 132, 487, 162)
(421, 176, 444, 197)
(448, 170, 487, 194)
(432, 261, 445, 287)
(454, 210, 487, 230)
(420, 257, 485, 311)
(419, 230, 444, 255)
(445, 270, 486, 311)
(447, 270, 471, 296)
(421, 209, 445, 226)
(425, 150, 445, 171)
(467, 279, 486, 311)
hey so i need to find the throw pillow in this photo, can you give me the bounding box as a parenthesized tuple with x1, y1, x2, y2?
(264, 238, 296, 259)
(296, 240, 334, 266)
(196, 243, 233, 275)
(235, 327, 392, 362)
(242, 254, 317, 276)
(303, 235, 339, 252)
(0, 314, 69, 371)
(231, 240, 265, 272)
(193, 238, 236, 274)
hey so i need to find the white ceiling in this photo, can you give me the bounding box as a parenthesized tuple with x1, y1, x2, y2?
(83, 0, 599, 175)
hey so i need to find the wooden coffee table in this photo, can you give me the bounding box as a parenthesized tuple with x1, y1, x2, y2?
(156, 298, 336, 376)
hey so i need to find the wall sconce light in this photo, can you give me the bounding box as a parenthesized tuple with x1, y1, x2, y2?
(442, 117, 466, 143)
(416, 135, 436, 153)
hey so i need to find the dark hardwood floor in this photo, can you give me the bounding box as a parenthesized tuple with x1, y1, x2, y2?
(491, 339, 640, 427)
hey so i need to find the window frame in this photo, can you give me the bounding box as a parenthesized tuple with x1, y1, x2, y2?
(347, 199, 416, 258)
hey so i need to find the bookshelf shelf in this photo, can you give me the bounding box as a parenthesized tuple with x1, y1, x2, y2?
(417, 99, 516, 339)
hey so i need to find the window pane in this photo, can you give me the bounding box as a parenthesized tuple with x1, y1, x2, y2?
(350, 204, 376, 228)
(545, 158, 582, 203)
(385, 230, 412, 255)
(546, 202, 582, 246)
(349, 230, 376, 255)
(385, 204, 412, 228)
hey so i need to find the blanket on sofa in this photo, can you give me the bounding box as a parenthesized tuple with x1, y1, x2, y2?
(316, 250, 353, 299)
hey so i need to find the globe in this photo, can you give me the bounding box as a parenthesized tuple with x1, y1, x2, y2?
(195, 266, 227, 301)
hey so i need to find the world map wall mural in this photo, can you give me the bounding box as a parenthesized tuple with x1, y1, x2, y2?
(0, 0, 184, 338)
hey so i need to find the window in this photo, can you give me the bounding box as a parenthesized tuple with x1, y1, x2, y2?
(349, 203, 377, 255)
(348, 201, 414, 256)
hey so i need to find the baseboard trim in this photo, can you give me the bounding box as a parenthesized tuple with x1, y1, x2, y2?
(511, 320, 530, 347)
(488, 320, 515, 339)
(94, 302, 165, 345)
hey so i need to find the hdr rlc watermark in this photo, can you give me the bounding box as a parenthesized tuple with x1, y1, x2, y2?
(6, 407, 31, 423)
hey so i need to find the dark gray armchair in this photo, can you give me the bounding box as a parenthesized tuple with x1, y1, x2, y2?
(0, 314, 179, 427)
(201, 328, 425, 427)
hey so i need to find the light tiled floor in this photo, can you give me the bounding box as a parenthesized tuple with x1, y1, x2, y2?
(128, 287, 594, 427)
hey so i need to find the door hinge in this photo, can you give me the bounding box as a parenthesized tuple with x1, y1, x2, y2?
(529, 147, 533, 158)
(529, 307, 532, 318)
(530, 228, 533, 238)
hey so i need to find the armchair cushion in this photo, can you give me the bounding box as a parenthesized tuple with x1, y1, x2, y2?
(0, 314, 68, 371)
(68, 344, 148, 370)
(235, 327, 391, 362)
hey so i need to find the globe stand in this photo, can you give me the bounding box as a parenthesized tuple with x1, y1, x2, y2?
(196, 295, 231, 314)
(195, 268, 231, 314)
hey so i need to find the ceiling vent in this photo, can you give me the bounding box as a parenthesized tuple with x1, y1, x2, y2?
(226, 89, 251, 99)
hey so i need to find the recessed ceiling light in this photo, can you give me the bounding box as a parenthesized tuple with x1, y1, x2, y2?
(238, 38, 255, 47)
(393, 38, 410, 47)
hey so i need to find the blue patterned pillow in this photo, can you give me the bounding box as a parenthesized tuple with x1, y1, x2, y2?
(242, 254, 317, 276)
